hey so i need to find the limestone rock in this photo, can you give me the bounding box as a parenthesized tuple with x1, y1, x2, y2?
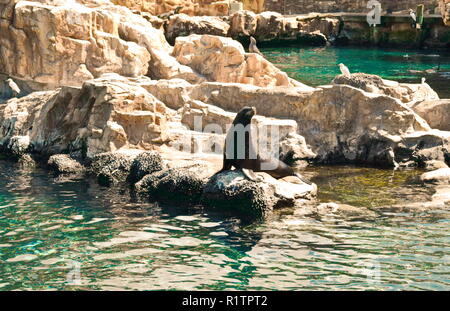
(254, 11, 285, 41)
(48, 154, 85, 174)
(90, 150, 139, 186)
(424, 160, 449, 171)
(0, 0, 154, 89)
(134, 164, 211, 205)
(279, 133, 317, 167)
(229, 10, 258, 38)
(172, 34, 298, 87)
(165, 14, 230, 45)
(202, 170, 317, 219)
(411, 99, 450, 131)
(440, 0, 450, 26)
(420, 168, 450, 184)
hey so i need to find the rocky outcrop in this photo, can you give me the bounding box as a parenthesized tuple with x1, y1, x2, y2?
(165, 14, 230, 45)
(421, 168, 450, 184)
(333, 73, 439, 104)
(0, 0, 159, 89)
(90, 150, 138, 185)
(134, 163, 211, 205)
(189, 82, 450, 167)
(440, 0, 450, 26)
(0, 74, 172, 158)
(128, 150, 165, 183)
(112, 0, 229, 16)
(411, 99, 450, 131)
(47, 154, 85, 174)
(202, 170, 317, 219)
(172, 34, 301, 88)
(229, 10, 258, 38)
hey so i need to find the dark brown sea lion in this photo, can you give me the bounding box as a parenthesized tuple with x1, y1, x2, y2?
(218, 106, 312, 184)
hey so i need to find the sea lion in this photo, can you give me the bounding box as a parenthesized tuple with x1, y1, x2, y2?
(249, 37, 263, 56)
(218, 106, 312, 184)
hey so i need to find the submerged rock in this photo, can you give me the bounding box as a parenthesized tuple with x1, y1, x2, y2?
(90, 150, 139, 186)
(128, 151, 165, 183)
(134, 164, 210, 205)
(48, 154, 85, 174)
(202, 170, 317, 219)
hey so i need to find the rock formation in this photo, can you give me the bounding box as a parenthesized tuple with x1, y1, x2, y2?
(440, 0, 450, 26)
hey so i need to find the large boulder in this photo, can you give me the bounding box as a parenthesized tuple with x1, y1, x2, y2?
(229, 10, 258, 38)
(411, 99, 450, 131)
(134, 164, 212, 205)
(202, 170, 317, 219)
(420, 168, 450, 184)
(89, 150, 139, 186)
(440, 0, 450, 26)
(333, 73, 439, 104)
(47, 154, 85, 174)
(0, 0, 156, 89)
(165, 14, 230, 45)
(189, 82, 450, 167)
(172, 34, 300, 87)
(0, 74, 172, 157)
(128, 150, 165, 183)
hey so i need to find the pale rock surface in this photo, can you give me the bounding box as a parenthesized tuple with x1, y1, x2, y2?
(172, 34, 302, 87)
(189, 82, 450, 167)
(0, 0, 156, 88)
(165, 14, 230, 44)
(440, 0, 450, 26)
(333, 73, 439, 104)
(229, 10, 258, 38)
(202, 170, 317, 219)
(411, 99, 450, 131)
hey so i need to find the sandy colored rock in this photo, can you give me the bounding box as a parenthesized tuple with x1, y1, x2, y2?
(48, 154, 86, 174)
(411, 99, 450, 131)
(440, 0, 450, 26)
(421, 168, 450, 184)
(172, 34, 300, 87)
(165, 14, 230, 45)
(229, 10, 258, 37)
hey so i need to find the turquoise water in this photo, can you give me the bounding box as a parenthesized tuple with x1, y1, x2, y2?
(0, 161, 449, 290)
(262, 46, 450, 98)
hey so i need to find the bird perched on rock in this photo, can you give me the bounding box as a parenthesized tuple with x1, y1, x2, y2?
(421, 77, 426, 84)
(409, 9, 417, 28)
(5, 78, 20, 97)
(249, 36, 263, 56)
(339, 63, 351, 77)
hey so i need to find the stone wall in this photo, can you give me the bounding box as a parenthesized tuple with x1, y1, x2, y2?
(263, 0, 440, 15)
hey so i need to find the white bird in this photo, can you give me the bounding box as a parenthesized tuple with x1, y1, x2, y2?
(6, 78, 20, 97)
(421, 77, 426, 84)
(339, 63, 351, 77)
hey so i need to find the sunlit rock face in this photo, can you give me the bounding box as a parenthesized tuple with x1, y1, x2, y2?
(189, 82, 450, 167)
(411, 99, 450, 131)
(165, 13, 230, 45)
(111, 0, 229, 16)
(440, 0, 450, 26)
(172, 34, 303, 87)
(0, 74, 173, 157)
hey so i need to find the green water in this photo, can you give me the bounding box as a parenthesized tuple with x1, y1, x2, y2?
(262, 46, 450, 98)
(0, 161, 449, 290)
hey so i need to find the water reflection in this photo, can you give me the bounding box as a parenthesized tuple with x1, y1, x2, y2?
(262, 46, 450, 98)
(0, 161, 448, 290)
